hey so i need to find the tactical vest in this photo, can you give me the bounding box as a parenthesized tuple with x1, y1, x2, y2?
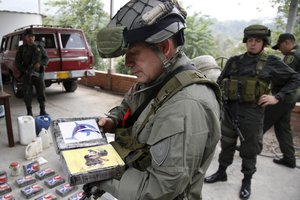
(111, 67, 221, 172)
(221, 53, 270, 103)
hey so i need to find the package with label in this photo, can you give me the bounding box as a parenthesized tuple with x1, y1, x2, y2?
(15, 175, 37, 188)
(0, 184, 11, 196)
(21, 184, 43, 199)
(55, 183, 77, 197)
(44, 175, 65, 188)
(23, 161, 39, 176)
(35, 193, 57, 200)
(0, 194, 14, 200)
(0, 171, 7, 184)
(68, 191, 83, 200)
(35, 168, 55, 180)
(60, 144, 125, 185)
(51, 117, 108, 154)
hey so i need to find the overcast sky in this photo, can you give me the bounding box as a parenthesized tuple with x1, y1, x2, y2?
(0, 0, 277, 22)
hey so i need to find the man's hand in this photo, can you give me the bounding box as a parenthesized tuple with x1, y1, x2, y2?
(257, 94, 279, 107)
(33, 63, 40, 72)
(98, 117, 115, 133)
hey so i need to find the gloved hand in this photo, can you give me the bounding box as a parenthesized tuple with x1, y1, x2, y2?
(81, 182, 105, 200)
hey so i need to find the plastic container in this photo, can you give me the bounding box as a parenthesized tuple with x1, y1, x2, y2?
(39, 128, 51, 149)
(35, 137, 43, 153)
(35, 115, 51, 135)
(9, 162, 20, 176)
(18, 116, 36, 145)
(25, 140, 39, 160)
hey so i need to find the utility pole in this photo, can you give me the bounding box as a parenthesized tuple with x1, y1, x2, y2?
(286, 0, 299, 33)
(38, 0, 41, 14)
(108, 0, 114, 90)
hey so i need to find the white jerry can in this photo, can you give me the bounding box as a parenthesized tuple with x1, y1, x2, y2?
(25, 140, 40, 160)
(18, 116, 36, 145)
(39, 128, 51, 149)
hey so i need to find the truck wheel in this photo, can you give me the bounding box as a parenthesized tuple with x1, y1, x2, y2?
(63, 80, 78, 92)
(45, 80, 52, 87)
(12, 77, 24, 98)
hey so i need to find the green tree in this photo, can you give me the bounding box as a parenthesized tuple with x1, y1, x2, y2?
(43, 0, 109, 70)
(270, 0, 300, 42)
(184, 13, 217, 59)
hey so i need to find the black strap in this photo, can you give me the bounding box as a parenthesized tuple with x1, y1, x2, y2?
(124, 64, 196, 128)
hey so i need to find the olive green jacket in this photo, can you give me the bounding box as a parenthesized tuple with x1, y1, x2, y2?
(99, 54, 221, 200)
(15, 43, 49, 74)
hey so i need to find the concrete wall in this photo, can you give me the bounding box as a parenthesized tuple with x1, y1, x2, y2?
(79, 70, 137, 94)
(0, 10, 43, 39)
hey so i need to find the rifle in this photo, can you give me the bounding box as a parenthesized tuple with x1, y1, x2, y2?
(223, 102, 245, 142)
(27, 46, 40, 78)
(27, 63, 40, 78)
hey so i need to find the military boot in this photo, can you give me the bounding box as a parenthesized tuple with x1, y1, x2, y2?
(26, 106, 33, 116)
(239, 175, 252, 199)
(204, 165, 227, 183)
(39, 104, 48, 116)
(273, 157, 296, 168)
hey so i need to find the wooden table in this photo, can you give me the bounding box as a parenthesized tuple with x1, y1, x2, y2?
(0, 91, 14, 147)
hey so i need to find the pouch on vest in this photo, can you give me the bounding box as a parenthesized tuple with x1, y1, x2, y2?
(257, 80, 270, 97)
(243, 79, 256, 102)
(228, 79, 238, 100)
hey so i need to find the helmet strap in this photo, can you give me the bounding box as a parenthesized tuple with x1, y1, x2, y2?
(149, 43, 182, 71)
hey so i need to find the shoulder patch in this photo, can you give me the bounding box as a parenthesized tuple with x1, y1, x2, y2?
(284, 55, 294, 65)
(150, 138, 170, 166)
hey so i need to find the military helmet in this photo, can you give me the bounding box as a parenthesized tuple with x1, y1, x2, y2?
(97, 0, 187, 58)
(108, 0, 187, 45)
(242, 24, 271, 45)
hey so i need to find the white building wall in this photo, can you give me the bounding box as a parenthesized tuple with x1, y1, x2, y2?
(0, 10, 43, 39)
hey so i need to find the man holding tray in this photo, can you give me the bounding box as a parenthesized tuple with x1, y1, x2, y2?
(82, 0, 221, 199)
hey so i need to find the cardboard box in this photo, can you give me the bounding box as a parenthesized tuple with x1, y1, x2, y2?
(50, 117, 108, 153)
(60, 144, 125, 185)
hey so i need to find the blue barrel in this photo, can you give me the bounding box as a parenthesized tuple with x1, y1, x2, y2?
(35, 115, 52, 135)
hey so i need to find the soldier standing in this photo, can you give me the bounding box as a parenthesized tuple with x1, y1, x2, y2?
(263, 33, 300, 168)
(81, 0, 221, 199)
(15, 28, 49, 116)
(204, 25, 300, 199)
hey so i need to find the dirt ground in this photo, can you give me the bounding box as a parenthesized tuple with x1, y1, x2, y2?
(262, 127, 300, 161)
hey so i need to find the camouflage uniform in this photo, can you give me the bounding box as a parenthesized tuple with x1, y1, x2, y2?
(15, 34, 49, 115)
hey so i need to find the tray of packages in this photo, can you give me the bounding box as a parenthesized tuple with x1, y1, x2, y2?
(60, 144, 125, 185)
(50, 117, 108, 154)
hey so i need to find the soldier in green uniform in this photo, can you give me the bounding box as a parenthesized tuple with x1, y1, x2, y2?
(263, 33, 300, 168)
(15, 28, 49, 116)
(81, 0, 221, 199)
(204, 25, 300, 199)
